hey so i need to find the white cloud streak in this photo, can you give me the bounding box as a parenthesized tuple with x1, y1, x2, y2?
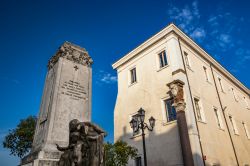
(101, 73, 117, 84)
(167, 0, 249, 72)
(97, 70, 117, 84)
(190, 28, 206, 40)
(167, 1, 205, 41)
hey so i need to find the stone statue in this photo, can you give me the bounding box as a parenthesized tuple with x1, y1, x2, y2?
(56, 119, 107, 166)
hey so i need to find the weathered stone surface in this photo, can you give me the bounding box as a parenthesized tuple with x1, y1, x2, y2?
(21, 42, 92, 166)
(48, 41, 93, 69)
(56, 119, 106, 166)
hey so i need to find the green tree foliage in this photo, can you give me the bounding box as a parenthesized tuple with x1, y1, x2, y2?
(104, 140, 138, 166)
(2, 116, 37, 158)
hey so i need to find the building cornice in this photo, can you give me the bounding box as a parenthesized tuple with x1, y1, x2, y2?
(112, 23, 249, 95)
(112, 24, 174, 69)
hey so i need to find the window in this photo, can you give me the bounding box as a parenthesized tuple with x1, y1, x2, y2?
(194, 98, 202, 121)
(229, 116, 238, 135)
(164, 98, 177, 122)
(158, 50, 168, 68)
(244, 97, 249, 109)
(242, 122, 250, 139)
(214, 108, 222, 128)
(218, 78, 224, 92)
(203, 66, 209, 82)
(184, 52, 190, 68)
(130, 68, 137, 84)
(135, 156, 142, 166)
(231, 88, 238, 102)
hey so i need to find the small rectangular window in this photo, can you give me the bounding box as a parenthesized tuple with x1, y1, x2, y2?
(242, 122, 250, 139)
(158, 50, 168, 68)
(164, 98, 177, 122)
(218, 78, 224, 92)
(244, 97, 249, 109)
(194, 98, 202, 121)
(130, 68, 137, 84)
(231, 88, 238, 102)
(135, 156, 142, 166)
(214, 108, 222, 128)
(229, 116, 238, 135)
(184, 52, 190, 68)
(203, 66, 209, 82)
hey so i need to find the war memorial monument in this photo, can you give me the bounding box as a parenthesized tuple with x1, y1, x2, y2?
(21, 42, 106, 166)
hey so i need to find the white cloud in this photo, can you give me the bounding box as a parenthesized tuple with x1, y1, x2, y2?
(192, 1, 200, 18)
(208, 16, 217, 23)
(219, 34, 231, 43)
(190, 28, 206, 40)
(208, 16, 219, 27)
(167, 1, 249, 71)
(216, 34, 234, 50)
(96, 70, 117, 84)
(167, 1, 205, 42)
(101, 73, 117, 84)
(235, 48, 250, 62)
(231, 48, 250, 73)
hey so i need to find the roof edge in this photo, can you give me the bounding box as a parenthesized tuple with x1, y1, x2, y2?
(112, 23, 249, 95)
(112, 23, 175, 69)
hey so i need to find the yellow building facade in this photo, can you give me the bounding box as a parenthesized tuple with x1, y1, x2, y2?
(112, 24, 250, 166)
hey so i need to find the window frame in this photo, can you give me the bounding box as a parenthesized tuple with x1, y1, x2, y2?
(135, 156, 142, 166)
(242, 122, 250, 139)
(193, 97, 206, 122)
(194, 98, 202, 121)
(129, 67, 137, 85)
(231, 88, 239, 102)
(213, 107, 223, 129)
(184, 51, 191, 68)
(163, 98, 177, 123)
(158, 50, 168, 68)
(203, 66, 210, 82)
(243, 96, 250, 109)
(229, 115, 239, 135)
(218, 77, 224, 92)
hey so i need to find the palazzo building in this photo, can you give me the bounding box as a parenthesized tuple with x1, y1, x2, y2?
(112, 23, 250, 166)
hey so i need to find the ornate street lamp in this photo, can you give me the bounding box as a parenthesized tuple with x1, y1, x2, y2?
(129, 108, 155, 166)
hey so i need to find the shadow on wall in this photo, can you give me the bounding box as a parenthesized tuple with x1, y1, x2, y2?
(117, 123, 220, 166)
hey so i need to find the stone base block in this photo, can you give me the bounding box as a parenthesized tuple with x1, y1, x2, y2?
(21, 159, 58, 166)
(21, 150, 61, 166)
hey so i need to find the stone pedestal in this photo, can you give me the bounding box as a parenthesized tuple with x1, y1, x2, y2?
(21, 42, 93, 166)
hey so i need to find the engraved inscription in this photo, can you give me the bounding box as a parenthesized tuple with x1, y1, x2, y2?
(61, 80, 86, 100)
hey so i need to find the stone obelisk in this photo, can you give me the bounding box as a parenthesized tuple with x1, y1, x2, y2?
(21, 42, 93, 166)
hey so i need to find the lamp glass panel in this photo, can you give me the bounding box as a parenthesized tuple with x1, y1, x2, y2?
(129, 119, 134, 129)
(149, 116, 155, 128)
(138, 108, 145, 122)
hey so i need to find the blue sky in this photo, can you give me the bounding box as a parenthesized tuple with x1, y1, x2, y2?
(0, 0, 249, 165)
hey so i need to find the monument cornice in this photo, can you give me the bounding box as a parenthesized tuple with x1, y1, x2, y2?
(48, 41, 93, 70)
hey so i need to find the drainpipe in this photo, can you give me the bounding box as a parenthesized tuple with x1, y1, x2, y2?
(210, 64, 239, 166)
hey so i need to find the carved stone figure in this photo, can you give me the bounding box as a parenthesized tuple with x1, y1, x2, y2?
(56, 119, 106, 166)
(48, 42, 93, 70)
(167, 80, 186, 112)
(167, 80, 185, 104)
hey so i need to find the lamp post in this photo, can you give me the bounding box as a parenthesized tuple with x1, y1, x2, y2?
(129, 108, 155, 166)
